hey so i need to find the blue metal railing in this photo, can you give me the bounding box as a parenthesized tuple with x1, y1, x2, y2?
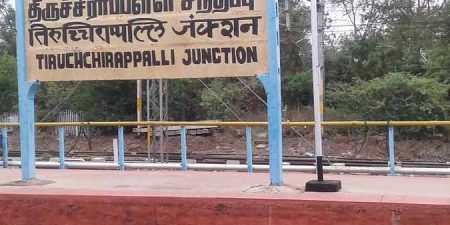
(0, 124, 400, 176)
(2, 121, 449, 177)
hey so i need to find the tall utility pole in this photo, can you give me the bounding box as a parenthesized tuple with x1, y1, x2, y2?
(144, 80, 168, 162)
(306, 0, 341, 192)
(159, 79, 164, 163)
(146, 80, 151, 161)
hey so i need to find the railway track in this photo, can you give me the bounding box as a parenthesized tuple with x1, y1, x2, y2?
(2, 151, 449, 168)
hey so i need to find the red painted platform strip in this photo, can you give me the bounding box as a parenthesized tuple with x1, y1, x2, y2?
(0, 169, 449, 225)
(1, 194, 449, 225)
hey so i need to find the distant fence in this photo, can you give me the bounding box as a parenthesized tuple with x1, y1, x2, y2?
(57, 110, 83, 136)
(0, 111, 84, 136)
(0, 113, 18, 132)
(0, 113, 18, 124)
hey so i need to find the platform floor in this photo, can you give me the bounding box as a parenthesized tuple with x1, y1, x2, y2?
(0, 168, 449, 204)
(0, 169, 449, 225)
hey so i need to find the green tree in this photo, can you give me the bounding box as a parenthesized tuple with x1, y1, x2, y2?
(279, 0, 311, 74)
(327, 72, 449, 122)
(0, 0, 15, 54)
(169, 80, 205, 120)
(282, 71, 312, 105)
(426, 44, 450, 84)
(326, 0, 449, 83)
(72, 81, 137, 121)
(325, 36, 391, 83)
(200, 78, 265, 120)
(0, 52, 17, 113)
(36, 81, 137, 122)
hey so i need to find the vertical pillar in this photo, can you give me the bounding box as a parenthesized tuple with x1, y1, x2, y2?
(113, 139, 118, 163)
(146, 80, 152, 161)
(305, 0, 341, 192)
(147, 126, 152, 160)
(58, 127, 65, 169)
(118, 126, 125, 170)
(257, 0, 283, 186)
(159, 79, 164, 163)
(16, 0, 39, 180)
(388, 126, 396, 176)
(311, 0, 325, 181)
(246, 127, 253, 173)
(181, 126, 187, 171)
(2, 128, 8, 168)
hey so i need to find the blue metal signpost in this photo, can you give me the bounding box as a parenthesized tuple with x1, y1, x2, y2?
(16, 0, 39, 180)
(258, 0, 283, 186)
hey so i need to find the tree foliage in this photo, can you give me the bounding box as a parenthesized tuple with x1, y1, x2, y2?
(0, 0, 15, 54)
(200, 78, 265, 120)
(282, 71, 312, 105)
(327, 72, 449, 121)
(0, 52, 16, 113)
(169, 79, 205, 120)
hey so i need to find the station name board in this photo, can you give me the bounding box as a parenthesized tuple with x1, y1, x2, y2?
(25, 0, 268, 81)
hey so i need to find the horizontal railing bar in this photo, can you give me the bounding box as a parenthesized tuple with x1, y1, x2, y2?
(1, 121, 450, 127)
(0, 123, 19, 127)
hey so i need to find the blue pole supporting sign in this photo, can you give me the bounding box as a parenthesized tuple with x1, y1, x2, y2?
(16, 0, 39, 180)
(258, 0, 283, 186)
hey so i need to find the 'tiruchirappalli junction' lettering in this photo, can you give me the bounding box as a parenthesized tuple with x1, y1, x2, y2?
(35, 47, 258, 70)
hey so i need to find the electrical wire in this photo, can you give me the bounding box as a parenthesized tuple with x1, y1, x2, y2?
(39, 81, 82, 122)
(198, 79, 243, 121)
(235, 77, 316, 149)
(236, 77, 267, 107)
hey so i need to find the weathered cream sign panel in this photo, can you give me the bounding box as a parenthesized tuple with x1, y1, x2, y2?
(25, 0, 267, 81)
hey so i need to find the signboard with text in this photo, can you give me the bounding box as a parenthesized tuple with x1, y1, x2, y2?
(25, 0, 267, 81)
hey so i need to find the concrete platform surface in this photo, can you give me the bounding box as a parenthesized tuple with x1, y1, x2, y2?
(0, 169, 449, 225)
(0, 169, 449, 203)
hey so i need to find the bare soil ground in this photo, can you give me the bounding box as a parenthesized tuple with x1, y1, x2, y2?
(5, 127, 450, 162)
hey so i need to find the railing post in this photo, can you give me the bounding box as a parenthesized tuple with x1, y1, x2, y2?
(118, 126, 125, 171)
(58, 127, 65, 169)
(181, 126, 187, 171)
(2, 128, 8, 168)
(246, 127, 253, 173)
(388, 126, 396, 176)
